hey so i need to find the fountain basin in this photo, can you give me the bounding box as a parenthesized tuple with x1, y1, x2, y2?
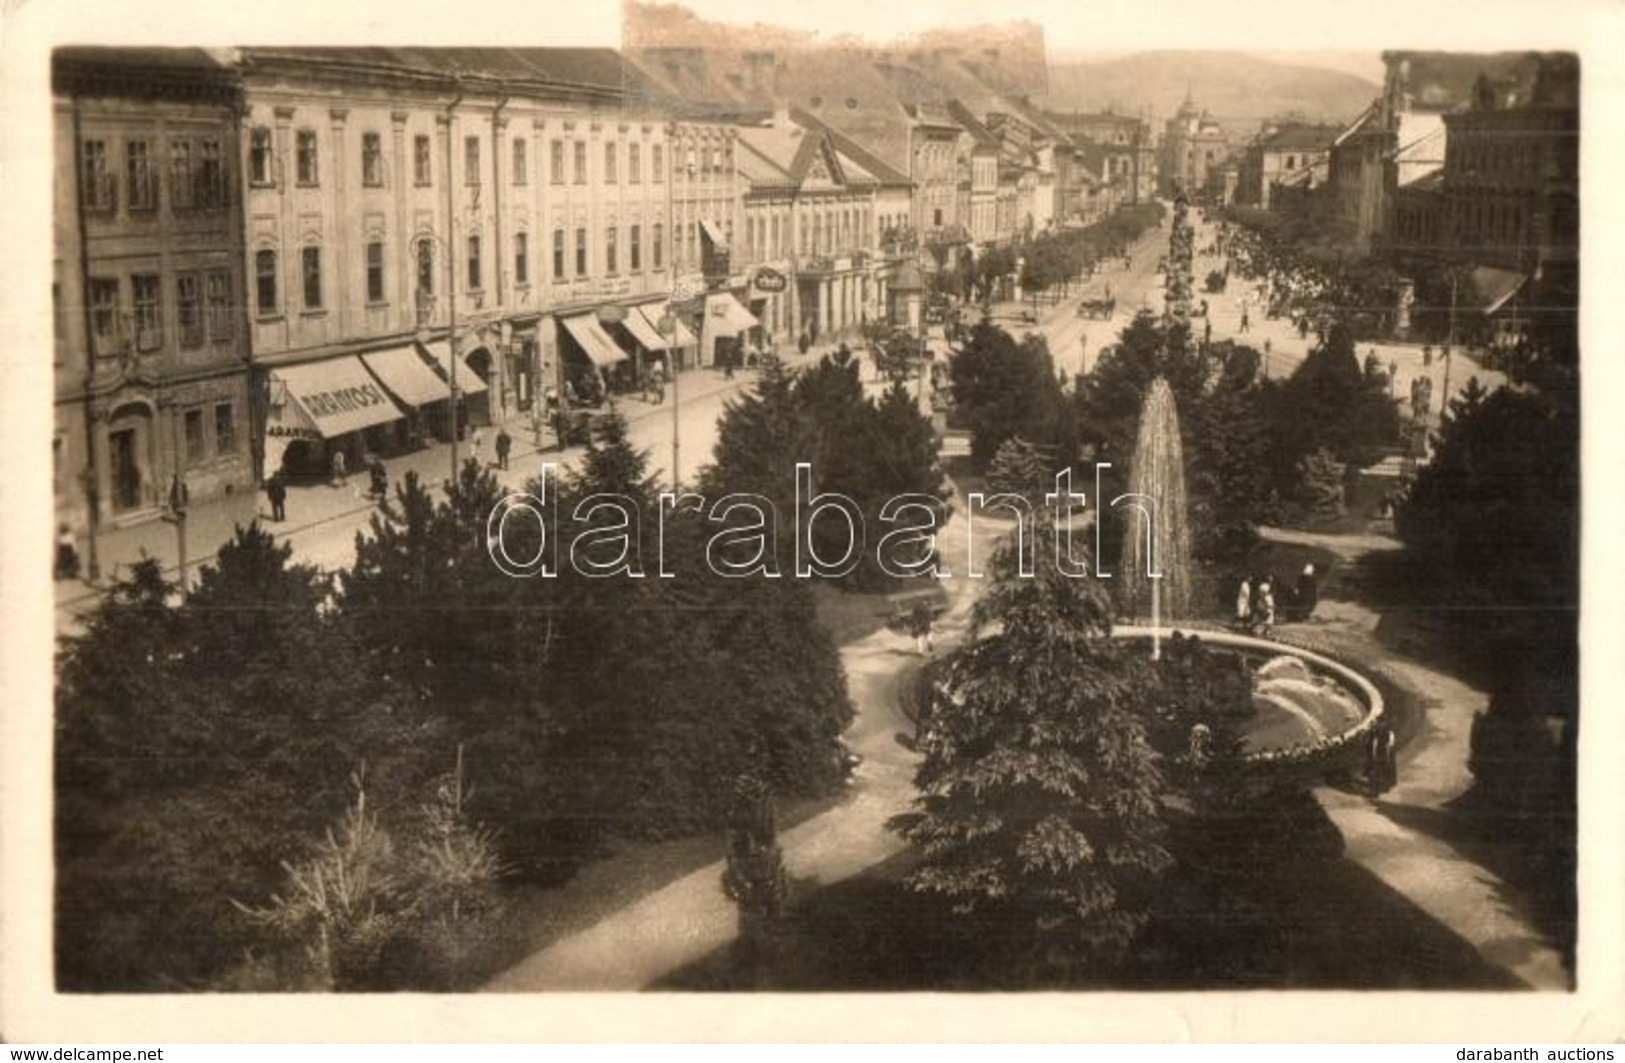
(1115, 625, 1385, 784)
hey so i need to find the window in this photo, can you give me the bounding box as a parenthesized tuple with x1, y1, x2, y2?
(90, 279, 119, 345)
(184, 408, 206, 463)
(255, 250, 278, 315)
(653, 143, 664, 183)
(127, 140, 158, 211)
(132, 273, 161, 349)
(553, 228, 565, 280)
(250, 127, 273, 185)
(301, 246, 323, 311)
(605, 142, 617, 184)
(296, 130, 319, 185)
(467, 234, 482, 290)
(653, 222, 663, 269)
(170, 140, 195, 210)
(551, 139, 565, 184)
(574, 140, 587, 184)
(366, 241, 385, 303)
(513, 138, 527, 185)
(465, 136, 480, 185)
(82, 139, 114, 211)
(414, 135, 432, 186)
(198, 139, 226, 209)
(629, 143, 641, 184)
(605, 226, 618, 274)
(176, 274, 202, 347)
(214, 402, 236, 456)
(416, 240, 434, 296)
(362, 132, 384, 186)
(514, 232, 529, 286)
(205, 270, 232, 338)
(575, 227, 587, 276)
(630, 224, 641, 271)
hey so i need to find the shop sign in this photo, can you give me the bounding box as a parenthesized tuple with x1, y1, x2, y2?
(752, 267, 788, 293)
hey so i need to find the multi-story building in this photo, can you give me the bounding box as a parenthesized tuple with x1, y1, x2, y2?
(1046, 109, 1156, 206)
(946, 100, 1000, 247)
(667, 114, 749, 365)
(1160, 91, 1228, 197)
(235, 48, 679, 476)
(1328, 51, 1546, 253)
(53, 48, 254, 550)
(1237, 122, 1341, 209)
(734, 111, 883, 345)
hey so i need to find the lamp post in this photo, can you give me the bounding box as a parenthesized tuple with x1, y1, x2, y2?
(444, 77, 465, 484)
(658, 311, 681, 491)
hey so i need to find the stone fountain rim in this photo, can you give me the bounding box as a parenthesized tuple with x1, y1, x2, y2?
(1112, 623, 1387, 766)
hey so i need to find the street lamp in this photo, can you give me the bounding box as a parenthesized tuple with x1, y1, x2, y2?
(658, 311, 681, 491)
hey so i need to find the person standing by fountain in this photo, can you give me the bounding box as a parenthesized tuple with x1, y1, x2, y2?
(1235, 576, 1253, 630)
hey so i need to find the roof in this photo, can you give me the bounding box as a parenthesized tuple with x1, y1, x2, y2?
(791, 108, 913, 186)
(1398, 167, 1445, 193)
(236, 47, 638, 101)
(1333, 100, 1381, 147)
(52, 46, 240, 97)
(945, 99, 1000, 151)
(735, 119, 879, 195)
(1259, 124, 1341, 153)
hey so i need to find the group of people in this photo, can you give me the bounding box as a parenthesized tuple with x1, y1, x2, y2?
(1234, 563, 1320, 635)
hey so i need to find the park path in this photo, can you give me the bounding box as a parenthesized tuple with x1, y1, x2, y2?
(486, 487, 1005, 991)
(1262, 525, 1571, 989)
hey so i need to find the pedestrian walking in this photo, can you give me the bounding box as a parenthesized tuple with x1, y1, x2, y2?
(54, 522, 81, 581)
(471, 427, 485, 467)
(1239, 307, 1250, 333)
(495, 427, 512, 471)
(266, 472, 288, 522)
(1203, 318, 1213, 345)
(1235, 576, 1252, 629)
(1296, 562, 1319, 621)
(368, 457, 388, 503)
(330, 449, 348, 488)
(910, 602, 935, 656)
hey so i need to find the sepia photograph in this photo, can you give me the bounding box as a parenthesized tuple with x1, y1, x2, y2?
(2, 0, 1621, 1045)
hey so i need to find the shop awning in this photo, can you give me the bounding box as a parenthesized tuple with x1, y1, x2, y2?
(638, 305, 698, 348)
(703, 293, 760, 339)
(700, 218, 730, 251)
(272, 356, 403, 439)
(361, 345, 451, 407)
(420, 341, 489, 395)
(561, 313, 629, 367)
(620, 305, 673, 352)
(1471, 265, 1527, 316)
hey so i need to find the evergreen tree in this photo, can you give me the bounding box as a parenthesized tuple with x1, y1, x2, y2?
(890, 521, 1173, 977)
(949, 321, 1073, 470)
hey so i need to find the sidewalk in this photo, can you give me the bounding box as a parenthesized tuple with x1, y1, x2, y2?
(53, 355, 810, 628)
(486, 483, 1005, 990)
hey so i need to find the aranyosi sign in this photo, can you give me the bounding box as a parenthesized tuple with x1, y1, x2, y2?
(300, 383, 389, 420)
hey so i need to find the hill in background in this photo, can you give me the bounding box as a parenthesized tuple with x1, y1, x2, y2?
(1045, 49, 1379, 132)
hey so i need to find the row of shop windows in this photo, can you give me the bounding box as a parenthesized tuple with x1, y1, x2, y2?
(89, 270, 234, 354)
(80, 136, 229, 215)
(248, 126, 671, 191)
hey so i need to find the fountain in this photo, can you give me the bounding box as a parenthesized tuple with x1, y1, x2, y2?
(1109, 368, 1386, 795)
(1119, 377, 1192, 660)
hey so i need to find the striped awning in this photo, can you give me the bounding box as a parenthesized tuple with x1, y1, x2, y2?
(638, 304, 697, 348)
(419, 340, 490, 395)
(561, 313, 629, 367)
(271, 357, 403, 439)
(361, 345, 451, 407)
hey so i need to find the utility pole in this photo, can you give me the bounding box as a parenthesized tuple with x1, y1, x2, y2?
(1441, 269, 1458, 419)
(70, 93, 102, 581)
(445, 78, 464, 483)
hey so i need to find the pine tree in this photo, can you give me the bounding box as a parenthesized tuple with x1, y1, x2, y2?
(890, 521, 1173, 978)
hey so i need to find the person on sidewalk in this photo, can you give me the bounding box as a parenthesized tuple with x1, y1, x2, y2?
(470, 428, 485, 467)
(1239, 307, 1250, 334)
(330, 449, 348, 488)
(1235, 576, 1252, 630)
(55, 523, 81, 581)
(495, 427, 512, 470)
(266, 473, 288, 522)
(368, 457, 388, 503)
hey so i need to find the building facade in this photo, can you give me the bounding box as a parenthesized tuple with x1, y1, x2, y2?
(53, 49, 255, 549)
(1160, 92, 1228, 197)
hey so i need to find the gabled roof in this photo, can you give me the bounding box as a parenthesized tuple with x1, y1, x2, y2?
(1333, 100, 1381, 147)
(945, 99, 1000, 151)
(791, 108, 913, 187)
(735, 120, 879, 195)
